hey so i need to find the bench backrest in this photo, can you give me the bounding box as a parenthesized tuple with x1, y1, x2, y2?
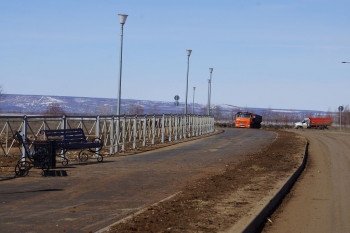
(44, 128, 87, 144)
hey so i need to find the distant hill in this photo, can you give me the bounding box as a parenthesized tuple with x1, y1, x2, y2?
(0, 94, 237, 115)
(0, 94, 328, 118)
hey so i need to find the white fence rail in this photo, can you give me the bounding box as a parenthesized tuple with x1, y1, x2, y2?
(0, 114, 215, 157)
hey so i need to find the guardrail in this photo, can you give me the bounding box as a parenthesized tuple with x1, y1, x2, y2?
(0, 114, 215, 157)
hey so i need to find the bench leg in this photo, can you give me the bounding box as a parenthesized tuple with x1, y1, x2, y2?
(15, 160, 31, 177)
(91, 150, 103, 162)
(97, 154, 103, 162)
(57, 152, 69, 166)
(78, 150, 89, 162)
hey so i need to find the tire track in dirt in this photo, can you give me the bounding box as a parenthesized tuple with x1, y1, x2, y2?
(263, 130, 350, 233)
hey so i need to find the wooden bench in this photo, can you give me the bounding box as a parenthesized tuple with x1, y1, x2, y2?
(43, 128, 103, 164)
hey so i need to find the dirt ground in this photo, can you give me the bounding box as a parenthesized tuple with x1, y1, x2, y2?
(107, 130, 306, 233)
(263, 130, 350, 233)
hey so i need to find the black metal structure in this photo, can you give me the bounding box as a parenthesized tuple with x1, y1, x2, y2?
(43, 128, 103, 164)
(14, 132, 56, 177)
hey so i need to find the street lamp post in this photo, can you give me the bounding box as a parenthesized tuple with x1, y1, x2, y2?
(192, 87, 196, 114)
(340, 110, 342, 131)
(207, 79, 210, 115)
(339, 106, 344, 131)
(207, 68, 213, 115)
(185, 49, 192, 115)
(115, 13, 128, 153)
(340, 62, 349, 129)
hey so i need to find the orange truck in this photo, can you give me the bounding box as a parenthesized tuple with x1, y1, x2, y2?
(235, 112, 262, 128)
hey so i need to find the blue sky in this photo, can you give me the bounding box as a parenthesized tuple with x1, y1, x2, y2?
(1, 0, 350, 111)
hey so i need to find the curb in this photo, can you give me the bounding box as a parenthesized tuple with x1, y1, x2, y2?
(230, 142, 309, 233)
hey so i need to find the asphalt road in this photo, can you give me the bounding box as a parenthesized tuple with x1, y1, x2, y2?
(0, 128, 275, 233)
(264, 130, 350, 233)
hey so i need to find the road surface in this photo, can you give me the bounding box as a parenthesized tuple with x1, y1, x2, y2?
(0, 128, 275, 233)
(264, 130, 350, 233)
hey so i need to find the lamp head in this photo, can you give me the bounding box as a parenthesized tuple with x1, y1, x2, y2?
(209, 68, 213, 73)
(118, 14, 128, 25)
(186, 49, 192, 56)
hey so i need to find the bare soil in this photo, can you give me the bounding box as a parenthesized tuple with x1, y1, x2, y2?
(107, 130, 306, 233)
(263, 130, 350, 233)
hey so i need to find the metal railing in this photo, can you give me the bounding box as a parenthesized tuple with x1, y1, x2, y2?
(0, 114, 215, 157)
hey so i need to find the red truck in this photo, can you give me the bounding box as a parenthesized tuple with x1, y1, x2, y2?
(294, 117, 332, 129)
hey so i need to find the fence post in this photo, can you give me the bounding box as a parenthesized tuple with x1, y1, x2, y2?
(96, 116, 100, 156)
(133, 115, 137, 149)
(194, 116, 196, 136)
(152, 115, 155, 145)
(192, 116, 195, 137)
(110, 116, 114, 154)
(5, 121, 8, 155)
(211, 117, 214, 132)
(188, 115, 191, 138)
(115, 116, 120, 153)
(175, 115, 178, 141)
(203, 117, 205, 135)
(122, 115, 126, 151)
(60, 115, 67, 158)
(202, 117, 205, 134)
(209, 117, 211, 133)
(210, 117, 212, 133)
(143, 116, 147, 147)
(208, 117, 211, 133)
(192, 116, 194, 137)
(183, 115, 186, 139)
(192, 115, 194, 137)
(196, 115, 199, 136)
(179, 115, 183, 140)
(161, 114, 165, 143)
(169, 115, 172, 142)
(206, 117, 208, 134)
(22, 115, 28, 161)
(61, 115, 67, 130)
(197, 116, 199, 136)
(208, 117, 210, 133)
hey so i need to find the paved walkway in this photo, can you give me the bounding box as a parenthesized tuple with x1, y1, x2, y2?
(0, 128, 275, 233)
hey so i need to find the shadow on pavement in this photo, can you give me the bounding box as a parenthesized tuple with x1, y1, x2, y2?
(0, 188, 64, 195)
